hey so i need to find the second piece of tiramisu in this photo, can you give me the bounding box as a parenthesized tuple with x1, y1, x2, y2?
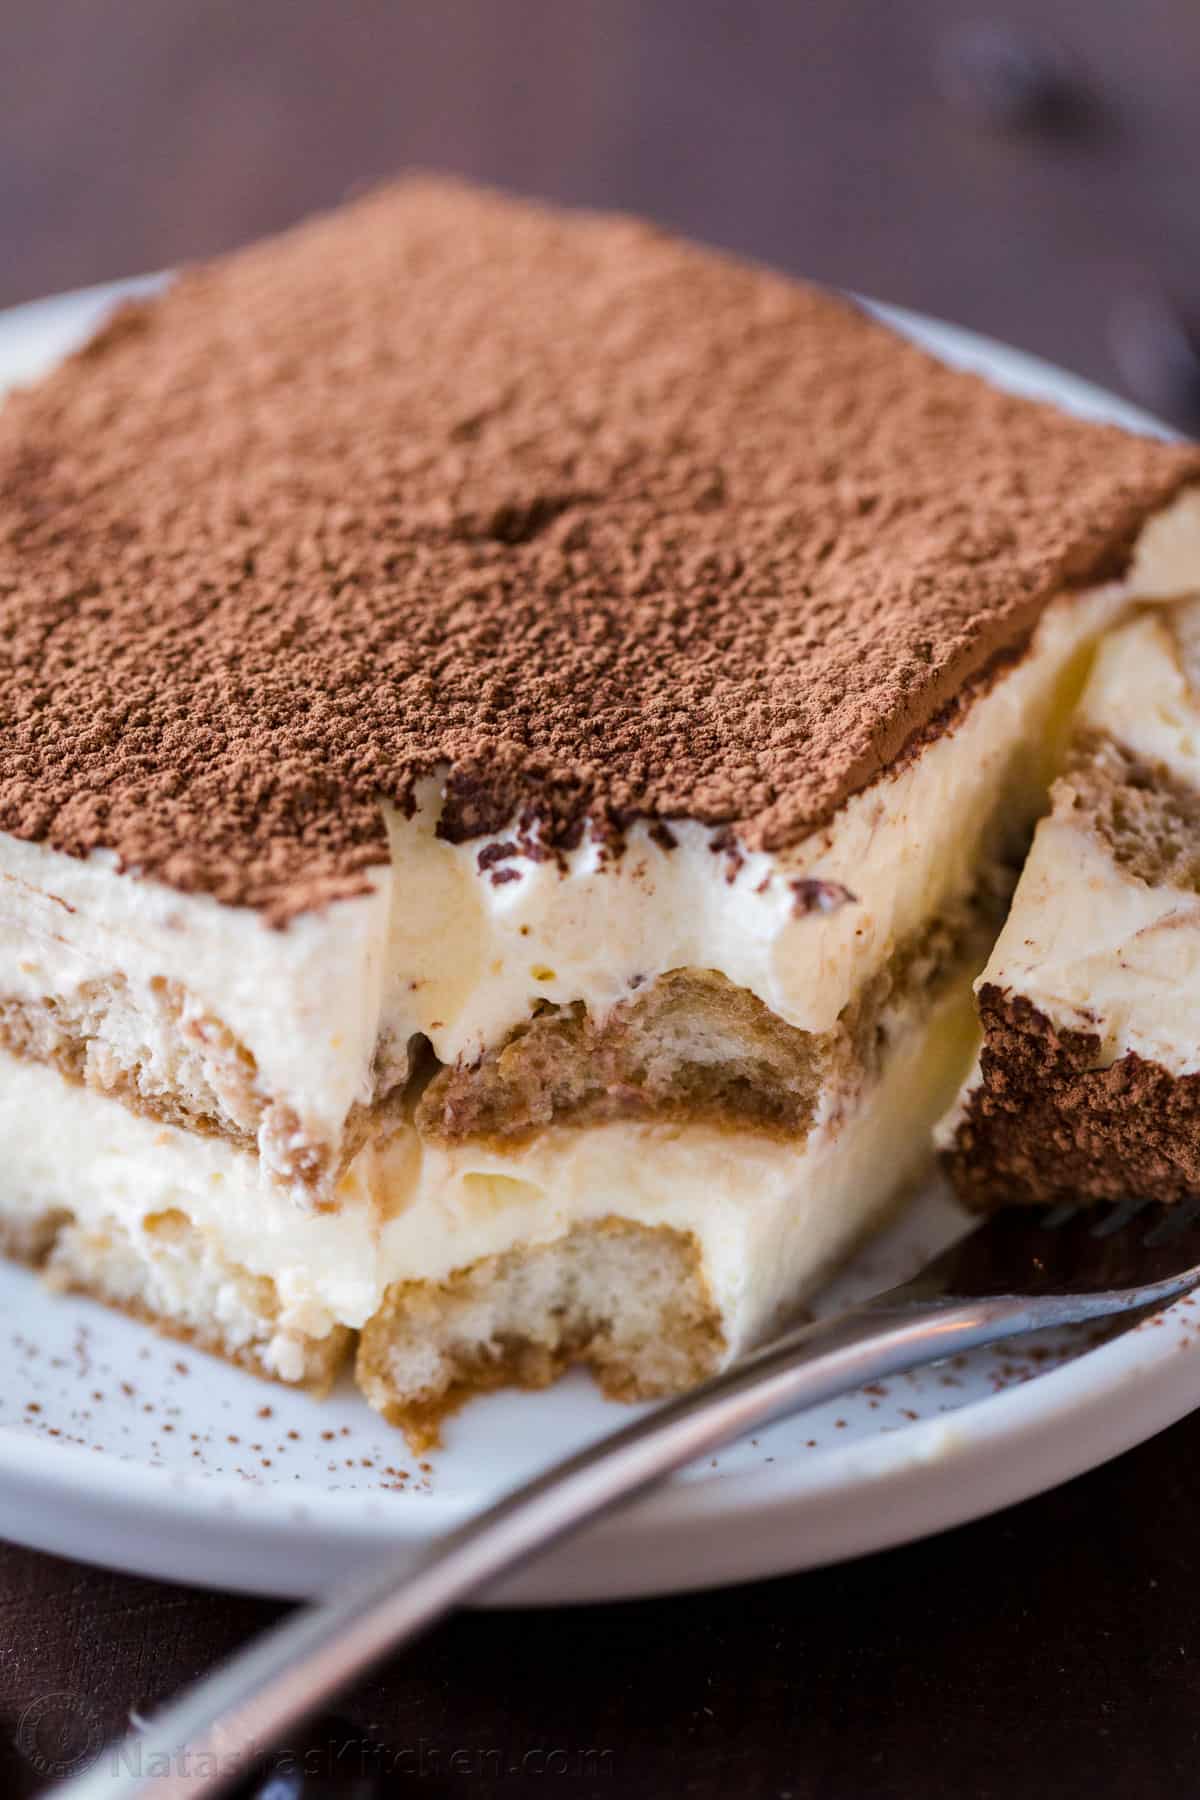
(945, 583, 1200, 1210)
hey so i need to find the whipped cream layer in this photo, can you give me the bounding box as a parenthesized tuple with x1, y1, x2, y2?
(0, 970, 977, 1377)
(2, 488, 1197, 1165)
(968, 594, 1200, 1078)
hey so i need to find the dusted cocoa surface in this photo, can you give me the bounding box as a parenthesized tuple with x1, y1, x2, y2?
(1, 177, 1195, 918)
(947, 985, 1200, 1208)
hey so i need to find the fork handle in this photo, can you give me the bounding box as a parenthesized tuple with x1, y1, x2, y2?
(58, 1293, 1038, 1799)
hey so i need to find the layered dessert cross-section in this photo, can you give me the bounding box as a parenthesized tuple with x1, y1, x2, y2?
(3, 177, 1199, 1443)
(945, 583, 1200, 1210)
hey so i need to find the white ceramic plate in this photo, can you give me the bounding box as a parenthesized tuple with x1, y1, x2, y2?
(0, 280, 1195, 1604)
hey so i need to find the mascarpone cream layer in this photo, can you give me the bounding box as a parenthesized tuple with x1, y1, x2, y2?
(966, 592, 1200, 1078)
(2, 489, 1197, 1153)
(0, 970, 977, 1376)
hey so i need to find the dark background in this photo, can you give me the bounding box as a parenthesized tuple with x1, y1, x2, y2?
(3, 0, 1200, 428)
(3, 4, 1200, 1794)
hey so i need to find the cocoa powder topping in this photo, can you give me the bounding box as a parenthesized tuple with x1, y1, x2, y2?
(1, 176, 1196, 918)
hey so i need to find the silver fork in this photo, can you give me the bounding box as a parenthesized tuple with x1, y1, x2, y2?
(56, 1195, 1200, 1800)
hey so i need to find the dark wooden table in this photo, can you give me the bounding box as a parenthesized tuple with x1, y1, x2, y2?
(5, 1415, 1200, 1797)
(3, 0, 1200, 426)
(2, 4, 1200, 1793)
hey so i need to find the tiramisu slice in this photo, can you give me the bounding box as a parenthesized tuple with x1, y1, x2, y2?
(2, 178, 1198, 1443)
(945, 571, 1200, 1210)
